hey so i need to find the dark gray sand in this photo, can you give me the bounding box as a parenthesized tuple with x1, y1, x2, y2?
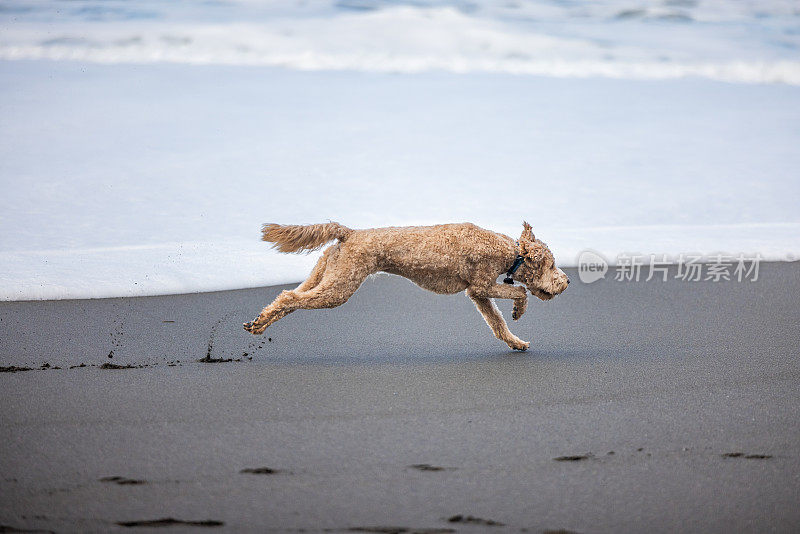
(1, 263, 799, 533)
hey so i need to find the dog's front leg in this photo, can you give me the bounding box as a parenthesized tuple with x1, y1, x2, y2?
(467, 290, 529, 351)
(469, 283, 528, 320)
(512, 293, 527, 321)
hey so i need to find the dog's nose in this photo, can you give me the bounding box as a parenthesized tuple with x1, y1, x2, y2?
(566, 277, 570, 285)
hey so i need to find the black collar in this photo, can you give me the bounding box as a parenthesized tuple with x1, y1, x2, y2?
(503, 243, 524, 284)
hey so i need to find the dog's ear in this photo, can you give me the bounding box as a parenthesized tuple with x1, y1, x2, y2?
(519, 221, 537, 256)
(521, 221, 535, 242)
(519, 222, 545, 264)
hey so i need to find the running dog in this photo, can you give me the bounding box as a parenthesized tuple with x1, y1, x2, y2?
(244, 222, 569, 350)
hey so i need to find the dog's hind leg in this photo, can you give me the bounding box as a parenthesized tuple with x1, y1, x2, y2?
(246, 274, 369, 335)
(468, 295, 529, 351)
(243, 288, 293, 334)
(244, 251, 329, 334)
(295, 246, 333, 292)
(244, 249, 373, 335)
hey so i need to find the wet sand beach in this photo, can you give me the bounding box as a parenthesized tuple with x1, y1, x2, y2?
(1, 263, 799, 533)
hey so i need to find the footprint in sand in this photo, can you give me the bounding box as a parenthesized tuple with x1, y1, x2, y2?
(116, 518, 223, 528)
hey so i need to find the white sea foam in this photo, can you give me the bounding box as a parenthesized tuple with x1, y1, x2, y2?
(0, 241, 319, 301)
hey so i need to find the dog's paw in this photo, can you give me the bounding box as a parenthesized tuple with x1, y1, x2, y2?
(512, 301, 527, 321)
(511, 340, 530, 352)
(243, 320, 266, 335)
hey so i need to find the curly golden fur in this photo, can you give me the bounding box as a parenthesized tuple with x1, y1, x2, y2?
(244, 222, 569, 351)
(261, 222, 353, 253)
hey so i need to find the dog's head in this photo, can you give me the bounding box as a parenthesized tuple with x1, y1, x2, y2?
(515, 222, 569, 301)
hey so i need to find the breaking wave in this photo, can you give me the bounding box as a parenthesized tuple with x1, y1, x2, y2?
(2, 2, 800, 84)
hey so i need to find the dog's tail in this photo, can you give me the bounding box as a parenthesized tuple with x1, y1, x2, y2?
(261, 222, 354, 253)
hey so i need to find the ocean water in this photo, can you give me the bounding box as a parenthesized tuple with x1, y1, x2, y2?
(1, 2, 799, 300)
(1, 0, 799, 83)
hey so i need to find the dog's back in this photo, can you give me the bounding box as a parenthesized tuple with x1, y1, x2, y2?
(346, 223, 513, 271)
